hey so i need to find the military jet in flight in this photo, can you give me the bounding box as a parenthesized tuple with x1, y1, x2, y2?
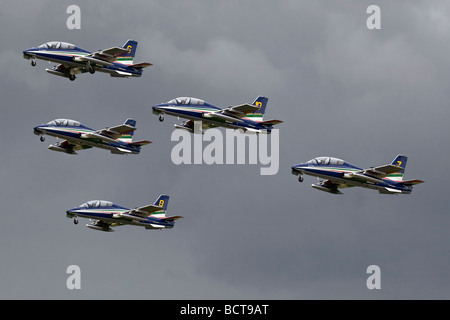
(291, 154, 424, 194)
(23, 39, 151, 81)
(152, 96, 283, 133)
(33, 118, 151, 155)
(66, 195, 183, 232)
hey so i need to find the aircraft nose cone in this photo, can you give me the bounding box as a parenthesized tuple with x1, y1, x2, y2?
(292, 163, 309, 172)
(23, 48, 35, 55)
(33, 126, 43, 135)
(152, 104, 166, 115)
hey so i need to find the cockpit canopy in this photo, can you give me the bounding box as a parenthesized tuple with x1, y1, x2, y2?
(79, 200, 114, 209)
(38, 41, 75, 49)
(166, 97, 205, 105)
(36, 41, 88, 52)
(306, 157, 345, 166)
(47, 119, 82, 127)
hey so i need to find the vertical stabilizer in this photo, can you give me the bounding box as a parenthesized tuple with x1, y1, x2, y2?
(247, 96, 268, 122)
(117, 118, 136, 143)
(388, 154, 407, 181)
(150, 194, 170, 218)
(117, 40, 138, 65)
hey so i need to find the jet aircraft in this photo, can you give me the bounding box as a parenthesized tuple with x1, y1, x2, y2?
(152, 96, 283, 133)
(66, 195, 183, 232)
(291, 154, 424, 194)
(33, 118, 151, 155)
(23, 39, 151, 81)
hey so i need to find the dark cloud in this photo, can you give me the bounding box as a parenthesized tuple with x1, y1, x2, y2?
(0, 0, 448, 299)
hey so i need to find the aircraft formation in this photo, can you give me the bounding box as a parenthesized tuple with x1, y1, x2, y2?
(25, 39, 423, 232)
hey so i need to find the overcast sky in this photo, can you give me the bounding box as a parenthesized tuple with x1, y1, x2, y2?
(0, 0, 448, 299)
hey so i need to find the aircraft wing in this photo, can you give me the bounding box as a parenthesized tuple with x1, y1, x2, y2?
(342, 164, 404, 185)
(48, 140, 92, 154)
(217, 103, 260, 119)
(72, 47, 129, 67)
(174, 120, 218, 133)
(89, 47, 129, 62)
(111, 204, 166, 221)
(95, 124, 136, 139)
(312, 179, 346, 194)
(129, 204, 166, 217)
(362, 164, 404, 178)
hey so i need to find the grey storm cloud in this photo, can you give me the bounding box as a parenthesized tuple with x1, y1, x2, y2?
(0, 0, 448, 300)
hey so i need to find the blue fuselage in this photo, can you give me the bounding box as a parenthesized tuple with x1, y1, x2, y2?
(291, 160, 412, 193)
(33, 122, 141, 154)
(66, 204, 175, 229)
(23, 45, 143, 77)
(152, 102, 270, 132)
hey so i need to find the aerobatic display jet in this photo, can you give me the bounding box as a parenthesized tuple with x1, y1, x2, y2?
(291, 154, 424, 194)
(66, 195, 183, 232)
(33, 118, 151, 155)
(152, 96, 283, 133)
(23, 39, 151, 81)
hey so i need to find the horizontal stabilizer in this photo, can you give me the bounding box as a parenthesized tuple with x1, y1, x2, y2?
(131, 140, 152, 146)
(399, 179, 425, 186)
(161, 215, 183, 221)
(259, 119, 283, 126)
(130, 62, 153, 69)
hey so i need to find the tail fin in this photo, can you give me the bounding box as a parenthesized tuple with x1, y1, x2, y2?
(154, 194, 170, 212)
(388, 154, 407, 181)
(248, 96, 268, 122)
(117, 118, 136, 143)
(118, 40, 138, 65)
